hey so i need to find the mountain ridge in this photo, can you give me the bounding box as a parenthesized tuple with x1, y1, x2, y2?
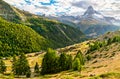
(0, 0, 86, 49)
(49, 6, 120, 38)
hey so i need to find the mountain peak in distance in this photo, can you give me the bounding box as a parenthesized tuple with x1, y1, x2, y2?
(83, 6, 101, 17)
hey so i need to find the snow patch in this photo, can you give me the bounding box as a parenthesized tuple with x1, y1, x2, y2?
(93, 13, 104, 19)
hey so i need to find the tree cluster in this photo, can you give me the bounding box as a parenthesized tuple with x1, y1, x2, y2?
(0, 49, 85, 77)
(89, 41, 107, 52)
(41, 48, 85, 75)
(107, 36, 120, 45)
(12, 53, 31, 77)
(88, 36, 120, 53)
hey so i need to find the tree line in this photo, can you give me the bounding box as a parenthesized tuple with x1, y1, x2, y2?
(0, 48, 85, 78)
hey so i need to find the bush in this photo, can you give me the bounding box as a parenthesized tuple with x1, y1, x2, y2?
(86, 55, 92, 61)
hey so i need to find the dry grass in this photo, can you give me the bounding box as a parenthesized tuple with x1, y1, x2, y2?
(2, 40, 120, 79)
(3, 53, 45, 74)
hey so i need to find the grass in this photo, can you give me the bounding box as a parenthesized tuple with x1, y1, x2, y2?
(0, 73, 14, 79)
(60, 75, 74, 79)
(38, 70, 84, 79)
(89, 72, 120, 79)
(1, 41, 120, 79)
(3, 53, 44, 74)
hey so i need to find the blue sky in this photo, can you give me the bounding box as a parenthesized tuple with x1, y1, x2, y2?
(39, 0, 58, 5)
(3, 0, 120, 19)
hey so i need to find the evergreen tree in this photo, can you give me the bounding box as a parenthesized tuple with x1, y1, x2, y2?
(59, 53, 72, 71)
(0, 59, 6, 74)
(59, 52, 68, 71)
(72, 58, 81, 71)
(34, 62, 39, 73)
(41, 48, 59, 75)
(66, 54, 72, 70)
(12, 55, 17, 74)
(26, 66, 31, 78)
(13, 53, 31, 76)
(75, 50, 85, 65)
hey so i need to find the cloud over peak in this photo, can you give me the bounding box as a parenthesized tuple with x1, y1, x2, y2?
(3, 0, 120, 19)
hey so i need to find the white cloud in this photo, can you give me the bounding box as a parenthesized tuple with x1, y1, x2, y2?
(3, 0, 120, 19)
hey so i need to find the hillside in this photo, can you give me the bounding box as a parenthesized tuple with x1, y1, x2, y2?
(56, 31, 120, 78)
(0, 31, 120, 78)
(0, 0, 120, 79)
(27, 17, 85, 48)
(2, 36, 120, 79)
(0, 17, 51, 56)
(0, 0, 86, 48)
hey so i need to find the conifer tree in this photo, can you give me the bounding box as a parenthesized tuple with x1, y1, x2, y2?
(26, 66, 31, 78)
(34, 62, 39, 73)
(12, 53, 31, 77)
(12, 55, 17, 74)
(41, 48, 59, 75)
(72, 58, 81, 71)
(75, 50, 85, 65)
(66, 54, 72, 70)
(0, 59, 6, 74)
(59, 52, 68, 71)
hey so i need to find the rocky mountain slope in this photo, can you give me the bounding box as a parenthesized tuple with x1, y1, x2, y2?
(77, 6, 120, 37)
(51, 6, 120, 38)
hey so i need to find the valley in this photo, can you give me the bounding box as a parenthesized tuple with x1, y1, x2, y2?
(0, 0, 120, 79)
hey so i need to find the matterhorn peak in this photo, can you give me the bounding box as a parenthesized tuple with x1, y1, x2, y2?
(83, 6, 98, 16)
(88, 6, 94, 11)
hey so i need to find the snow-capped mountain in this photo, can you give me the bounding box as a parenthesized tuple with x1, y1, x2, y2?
(81, 6, 106, 23)
(78, 6, 120, 37)
(81, 6, 120, 26)
(49, 6, 120, 38)
(83, 6, 101, 18)
(50, 6, 120, 27)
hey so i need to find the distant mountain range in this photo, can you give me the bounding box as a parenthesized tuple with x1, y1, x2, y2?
(49, 6, 120, 38)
